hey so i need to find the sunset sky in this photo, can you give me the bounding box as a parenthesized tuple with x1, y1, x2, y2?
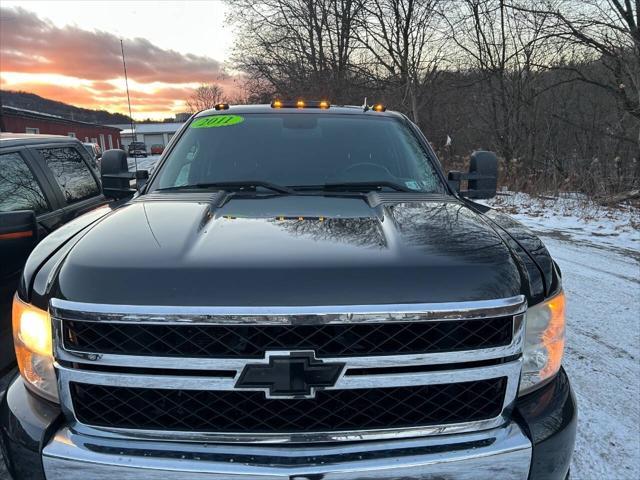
(0, 1, 239, 120)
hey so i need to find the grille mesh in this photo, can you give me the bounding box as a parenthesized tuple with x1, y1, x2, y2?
(71, 378, 507, 433)
(63, 317, 512, 358)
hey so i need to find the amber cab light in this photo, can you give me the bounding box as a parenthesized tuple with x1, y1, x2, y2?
(271, 100, 330, 109)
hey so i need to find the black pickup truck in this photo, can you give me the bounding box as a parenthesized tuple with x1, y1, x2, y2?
(128, 141, 148, 157)
(1, 102, 576, 479)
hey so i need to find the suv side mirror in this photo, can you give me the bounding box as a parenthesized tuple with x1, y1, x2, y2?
(101, 149, 134, 199)
(0, 210, 38, 277)
(448, 150, 498, 199)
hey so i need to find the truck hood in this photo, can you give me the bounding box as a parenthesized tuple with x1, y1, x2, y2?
(55, 194, 523, 305)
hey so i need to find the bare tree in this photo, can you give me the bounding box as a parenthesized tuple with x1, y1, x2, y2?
(227, 0, 364, 101)
(186, 83, 224, 112)
(442, 1, 566, 168)
(510, 0, 639, 145)
(224, 0, 639, 197)
(356, 0, 445, 124)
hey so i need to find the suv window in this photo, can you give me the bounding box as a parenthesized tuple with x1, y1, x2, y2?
(38, 147, 100, 203)
(0, 151, 49, 214)
(153, 113, 445, 193)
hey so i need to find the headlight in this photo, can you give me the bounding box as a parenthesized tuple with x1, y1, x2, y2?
(520, 290, 566, 395)
(12, 295, 58, 403)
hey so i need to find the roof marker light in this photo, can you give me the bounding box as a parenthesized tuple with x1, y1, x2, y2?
(214, 103, 229, 110)
(270, 100, 331, 109)
(372, 104, 386, 112)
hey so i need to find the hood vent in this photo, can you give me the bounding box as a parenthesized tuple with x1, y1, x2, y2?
(135, 191, 227, 207)
(367, 192, 450, 207)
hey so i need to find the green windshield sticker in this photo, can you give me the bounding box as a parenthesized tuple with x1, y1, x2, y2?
(191, 115, 244, 128)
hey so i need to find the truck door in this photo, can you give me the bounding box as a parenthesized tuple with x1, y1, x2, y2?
(0, 147, 65, 369)
(28, 143, 108, 224)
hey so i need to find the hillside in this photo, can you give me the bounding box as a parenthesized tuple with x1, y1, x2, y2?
(0, 90, 132, 125)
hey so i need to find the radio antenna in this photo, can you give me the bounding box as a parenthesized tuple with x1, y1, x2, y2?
(120, 39, 138, 172)
(362, 96, 369, 112)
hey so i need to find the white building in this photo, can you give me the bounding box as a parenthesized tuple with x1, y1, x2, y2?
(110, 122, 184, 151)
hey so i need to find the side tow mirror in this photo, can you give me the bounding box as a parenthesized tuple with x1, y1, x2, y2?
(0, 210, 38, 277)
(448, 150, 498, 199)
(101, 149, 134, 199)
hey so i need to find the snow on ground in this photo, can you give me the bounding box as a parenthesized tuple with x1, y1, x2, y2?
(487, 192, 639, 252)
(127, 154, 161, 173)
(488, 193, 640, 480)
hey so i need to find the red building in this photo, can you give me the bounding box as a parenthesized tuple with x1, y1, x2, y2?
(0, 106, 122, 151)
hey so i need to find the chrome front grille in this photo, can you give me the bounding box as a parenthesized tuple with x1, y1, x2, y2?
(61, 316, 514, 358)
(70, 379, 508, 433)
(51, 296, 526, 443)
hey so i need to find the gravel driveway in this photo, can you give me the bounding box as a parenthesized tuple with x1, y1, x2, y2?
(540, 233, 640, 479)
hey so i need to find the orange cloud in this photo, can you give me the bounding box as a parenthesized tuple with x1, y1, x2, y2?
(90, 81, 119, 92)
(0, 80, 195, 115)
(0, 6, 242, 118)
(0, 7, 226, 84)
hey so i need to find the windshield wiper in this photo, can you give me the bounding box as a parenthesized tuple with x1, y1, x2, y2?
(156, 181, 296, 195)
(294, 181, 413, 193)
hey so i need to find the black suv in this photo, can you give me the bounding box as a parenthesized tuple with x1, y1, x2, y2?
(128, 141, 147, 157)
(1, 104, 576, 480)
(0, 133, 108, 371)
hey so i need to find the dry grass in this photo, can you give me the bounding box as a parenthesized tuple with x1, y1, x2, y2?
(441, 154, 639, 208)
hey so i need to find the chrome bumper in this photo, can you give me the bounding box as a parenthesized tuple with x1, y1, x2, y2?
(42, 422, 531, 479)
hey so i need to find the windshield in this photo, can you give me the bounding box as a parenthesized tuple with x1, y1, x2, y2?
(151, 113, 445, 193)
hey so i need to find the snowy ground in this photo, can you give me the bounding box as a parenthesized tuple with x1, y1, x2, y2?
(487, 193, 640, 479)
(488, 192, 639, 252)
(127, 154, 161, 173)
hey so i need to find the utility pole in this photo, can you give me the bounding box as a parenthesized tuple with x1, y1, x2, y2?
(120, 39, 137, 171)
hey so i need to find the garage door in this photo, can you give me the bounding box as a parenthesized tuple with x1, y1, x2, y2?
(144, 134, 164, 149)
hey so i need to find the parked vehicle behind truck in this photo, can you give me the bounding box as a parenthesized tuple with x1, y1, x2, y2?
(150, 143, 164, 155)
(0, 133, 108, 372)
(1, 102, 576, 479)
(128, 141, 147, 157)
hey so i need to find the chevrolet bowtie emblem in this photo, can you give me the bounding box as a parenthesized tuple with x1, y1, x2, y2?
(235, 352, 345, 399)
